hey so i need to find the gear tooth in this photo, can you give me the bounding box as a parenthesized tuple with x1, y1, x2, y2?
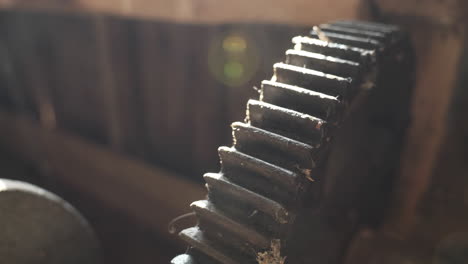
(247, 99, 326, 146)
(188, 249, 226, 264)
(204, 174, 291, 225)
(292, 36, 370, 63)
(232, 122, 315, 173)
(173, 20, 410, 263)
(192, 200, 270, 251)
(171, 254, 198, 264)
(318, 23, 389, 43)
(260, 80, 342, 122)
(285, 49, 361, 78)
(309, 29, 382, 50)
(179, 227, 248, 264)
(218, 147, 300, 196)
(273, 62, 351, 98)
(333, 20, 400, 33)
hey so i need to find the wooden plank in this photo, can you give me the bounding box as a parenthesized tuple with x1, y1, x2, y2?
(138, 23, 196, 173)
(103, 17, 147, 157)
(385, 26, 464, 236)
(345, 25, 466, 264)
(94, 16, 124, 150)
(189, 26, 224, 175)
(0, 12, 54, 121)
(376, 0, 466, 27)
(4, 12, 110, 143)
(0, 13, 26, 111)
(135, 20, 171, 163)
(0, 0, 365, 25)
(163, 24, 193, 172)
(0, 109, 205, 245)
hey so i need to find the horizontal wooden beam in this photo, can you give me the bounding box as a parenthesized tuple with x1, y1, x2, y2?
(0, 110, 205, 246)
(2, 0, 465, 26)
(376, 0, 466, 27)
(0, 0, 365, 25)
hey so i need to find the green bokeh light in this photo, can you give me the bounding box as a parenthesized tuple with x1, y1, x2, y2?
(224, 61, 244, 80)
(208, 32, 259, 87)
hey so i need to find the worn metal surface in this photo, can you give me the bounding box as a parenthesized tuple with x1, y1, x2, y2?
(172, 20, 414, 264)
(0, 179, 101, 264)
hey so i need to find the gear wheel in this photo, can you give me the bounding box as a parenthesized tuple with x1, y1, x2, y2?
(171, 20, 414, 264)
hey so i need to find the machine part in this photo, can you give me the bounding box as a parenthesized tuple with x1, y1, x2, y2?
(0, 178, 102, 264)
(172, 20, 414, 264)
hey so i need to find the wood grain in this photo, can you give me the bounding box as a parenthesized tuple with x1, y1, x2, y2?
(0, 109, 205, 245)
(376, 0, 465, 27)
(0, 0, 365, 25)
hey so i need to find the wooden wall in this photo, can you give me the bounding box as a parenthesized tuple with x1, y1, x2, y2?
(0, 0, 366, 25)
(0, 10, 306, 180)
(0, 5, 467, 264)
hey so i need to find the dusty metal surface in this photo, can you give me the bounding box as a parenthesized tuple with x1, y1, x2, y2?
(172, 20, 414, 264)
(0, 179, 101, 264)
